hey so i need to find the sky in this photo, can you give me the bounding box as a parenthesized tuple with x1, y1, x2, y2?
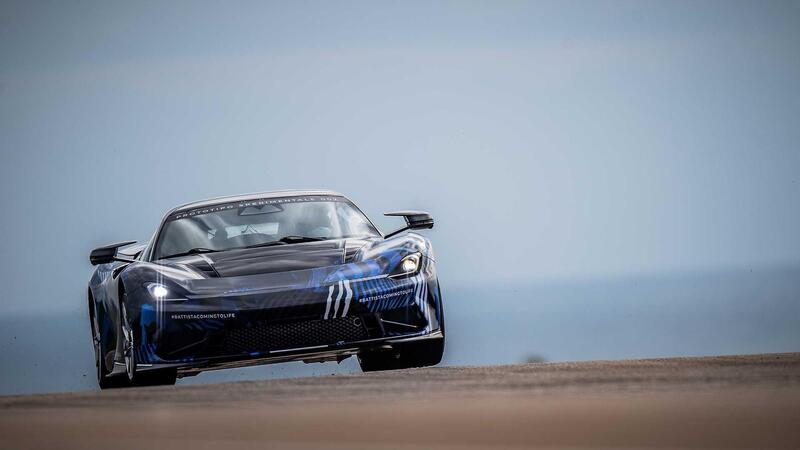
(1, 0, 799, 316)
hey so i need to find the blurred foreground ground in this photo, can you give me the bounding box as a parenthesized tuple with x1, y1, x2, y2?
(1, 353, 799, 449)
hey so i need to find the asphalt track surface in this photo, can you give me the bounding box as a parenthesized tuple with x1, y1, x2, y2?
(1, 353, 799, 449)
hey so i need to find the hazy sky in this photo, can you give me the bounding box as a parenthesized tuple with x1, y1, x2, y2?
(1, 1, 799, 314)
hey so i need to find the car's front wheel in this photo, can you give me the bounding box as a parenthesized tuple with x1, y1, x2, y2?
(120, 294, 177, 387)
(90, 294, 127, 389)
(358, 337, 444, 372)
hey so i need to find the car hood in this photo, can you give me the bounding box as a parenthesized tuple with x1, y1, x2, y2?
(161, 238, 377, 278)
(118, 233, 434, 300)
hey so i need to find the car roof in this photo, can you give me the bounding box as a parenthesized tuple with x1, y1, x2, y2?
(170, 189, 346, 214)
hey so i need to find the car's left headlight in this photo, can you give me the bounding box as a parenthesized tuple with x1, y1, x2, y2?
(389, 252, 422, 278)
(145, 282, 188, 302)
(146, 282, 169, 299)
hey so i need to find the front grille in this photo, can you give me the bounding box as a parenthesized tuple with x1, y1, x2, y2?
(224, 317, 369, 354)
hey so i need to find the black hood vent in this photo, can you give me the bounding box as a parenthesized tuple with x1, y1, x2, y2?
(343, 245, 361, 263)
(169, 255, 221, 279)
(191, 258, 220, 278)
(203, 241, 346, 277)
(168, 238, 376, 278)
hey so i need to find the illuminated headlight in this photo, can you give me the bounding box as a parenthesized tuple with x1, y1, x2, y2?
(389, 253, 422, 278)
(146, 283, 169, 299)
(402, 256, 419, 273)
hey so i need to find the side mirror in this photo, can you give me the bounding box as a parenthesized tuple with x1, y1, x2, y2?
(89, 241, 137, 265)
(383, 211, 434, 238)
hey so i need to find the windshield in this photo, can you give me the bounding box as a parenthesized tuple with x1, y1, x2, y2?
(154, 196, 380, 259)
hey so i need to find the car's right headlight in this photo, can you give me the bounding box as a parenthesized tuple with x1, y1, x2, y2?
(388, 252, 422, 278)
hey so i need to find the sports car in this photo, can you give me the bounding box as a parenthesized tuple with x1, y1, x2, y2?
(87, 190, 444, 388)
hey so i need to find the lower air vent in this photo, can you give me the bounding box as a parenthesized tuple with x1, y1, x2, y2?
(224, 317, 369, 354)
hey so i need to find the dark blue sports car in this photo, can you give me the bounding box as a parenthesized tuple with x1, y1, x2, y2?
(87, 190, 444, 388)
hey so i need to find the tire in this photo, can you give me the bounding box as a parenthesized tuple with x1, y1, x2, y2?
(358, 337, 444, 372)
(360, 291, 446, 372)
(90, 293, 128, 389)
(120, 294, 177, 387)
(120, 294, 137, 384)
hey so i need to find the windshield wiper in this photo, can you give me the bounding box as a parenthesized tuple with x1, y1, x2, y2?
(162, 236, 330, 258)
(161, 247, 218, 259)
(238, 240, 288, 250)
(278, 235, 327, 243)
(238, 236, 327, 251)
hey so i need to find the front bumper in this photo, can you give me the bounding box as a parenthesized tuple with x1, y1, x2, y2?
(130, 262, 443, 370)
(136, 330, 444, 377)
